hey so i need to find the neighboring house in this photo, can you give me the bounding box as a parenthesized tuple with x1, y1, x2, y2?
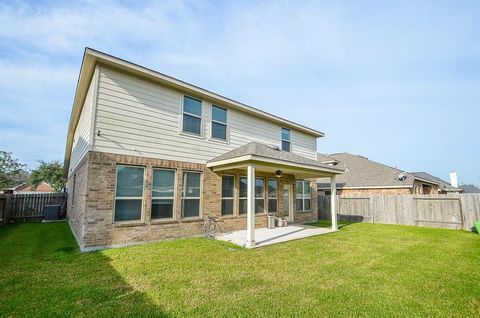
(317, 153, 439, 195)
(63, 48, 343, 251)
(460, 184, 480, 193)
(4, 182, 54, 194)
(410, 172, 463, 194)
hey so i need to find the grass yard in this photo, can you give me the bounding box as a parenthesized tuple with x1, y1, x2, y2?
(0, 221, 479, 317)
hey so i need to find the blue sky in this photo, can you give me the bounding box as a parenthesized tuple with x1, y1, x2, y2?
(0, 0, 479, 185)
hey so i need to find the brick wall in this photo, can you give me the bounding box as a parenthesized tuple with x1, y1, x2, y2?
(71, 151, 318, 250)
(413, 180, 440, 195)
(66, 154, 89, 247)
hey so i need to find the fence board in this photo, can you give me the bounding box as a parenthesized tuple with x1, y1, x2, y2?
(0, 193, 67, 223)
(461, 194, 480, 231)
(318, 194, 480, 232)
(0, 198, 5, 226)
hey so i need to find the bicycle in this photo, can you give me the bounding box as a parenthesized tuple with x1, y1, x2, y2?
(203, 216, 222, 239)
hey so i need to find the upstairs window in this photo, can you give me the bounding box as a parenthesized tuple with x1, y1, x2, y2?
(296, 180, 311, 211)
(183, 96, 202, 135)
(114, 165, 144, 222)
(211, 105, 227, 140)
(281, 128, 291, 152)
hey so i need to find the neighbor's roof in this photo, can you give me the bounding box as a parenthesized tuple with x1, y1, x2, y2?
(317, 153, 340, 164)
(63, 48, 325, 177)
(410, 172, 462, 192)
(208, 142, 343, 173)
(317, 153, 440, 189)
(460, 184, 480, 193)
(9, 182, 54, 192)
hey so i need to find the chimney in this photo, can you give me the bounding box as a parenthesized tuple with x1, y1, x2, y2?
(450, 172, 458, 188)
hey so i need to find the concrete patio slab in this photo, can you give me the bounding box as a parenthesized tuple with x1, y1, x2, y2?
(216, 224, 336, 248)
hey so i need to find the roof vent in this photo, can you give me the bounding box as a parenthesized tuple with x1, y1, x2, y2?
(398, 172, 407, 181)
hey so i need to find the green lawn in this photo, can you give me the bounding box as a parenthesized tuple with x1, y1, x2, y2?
(0, 221, 479, 317)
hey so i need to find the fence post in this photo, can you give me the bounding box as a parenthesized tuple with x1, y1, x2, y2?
(369, 196, 374, 224)
(5, 195, 12, 225)
(458, 195, 465, 230)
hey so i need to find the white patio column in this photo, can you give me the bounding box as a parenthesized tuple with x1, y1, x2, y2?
(330, 175, 338, 231)
(246, 164, 256, 248)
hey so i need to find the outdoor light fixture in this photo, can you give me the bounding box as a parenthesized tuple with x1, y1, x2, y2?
(276, 170, 283, 178)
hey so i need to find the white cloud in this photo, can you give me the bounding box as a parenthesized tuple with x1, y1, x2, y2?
(0, 0, 478, 182)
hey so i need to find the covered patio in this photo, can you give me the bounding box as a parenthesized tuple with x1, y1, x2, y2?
(206, 142, 343, 248)
(216, 223, 336, 248)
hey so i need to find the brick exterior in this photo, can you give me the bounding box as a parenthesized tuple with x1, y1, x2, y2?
(66, 154, 90, 247)
(67, 151, 318, 250)
(413, 180, 439, 195)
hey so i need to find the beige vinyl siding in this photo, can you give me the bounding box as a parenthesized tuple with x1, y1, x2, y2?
(69, 71, 96, 176)
(291, 130, 317, 158)
(93, 67, 318, 163)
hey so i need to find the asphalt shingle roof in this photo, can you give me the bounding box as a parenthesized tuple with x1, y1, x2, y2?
(317, 153, 438, 188)
(208, 142, 343, 172)
(317, 153, 339, 164)
(410, 172, 462, 192)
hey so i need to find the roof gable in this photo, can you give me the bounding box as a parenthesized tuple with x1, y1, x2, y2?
(64, 48, 325, 176)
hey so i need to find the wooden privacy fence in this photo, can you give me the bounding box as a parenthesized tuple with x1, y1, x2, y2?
(318, 194, 480, 231)
(0, 193, 68, 225)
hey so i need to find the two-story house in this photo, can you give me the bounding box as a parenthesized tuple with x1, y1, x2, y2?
(64, 48, 343, 251)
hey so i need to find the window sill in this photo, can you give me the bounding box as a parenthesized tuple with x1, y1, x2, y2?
(208, 137, 230, 144)
(113, 221, 146, 228)
(297, 210, 313, 213)
(179, 131, 204, 140)
(150, 218, 177, 225)
(236, 213, 266, 218)
(181, 217, 203, 223)
(220, 214, 236, 219)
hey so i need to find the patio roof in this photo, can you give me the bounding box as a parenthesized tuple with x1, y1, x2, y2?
(206, 142, 343, 178)
(208, 142, 341, 248)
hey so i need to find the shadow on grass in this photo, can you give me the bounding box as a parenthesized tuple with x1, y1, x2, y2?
(0, 223, 170, 317)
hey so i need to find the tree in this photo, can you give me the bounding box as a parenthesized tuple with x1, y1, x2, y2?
(0, 151, 27, 189)
(28, 160, 64, 192)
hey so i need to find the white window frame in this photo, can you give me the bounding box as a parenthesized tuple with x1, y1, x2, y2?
(255, 177, 265, 214)
(181, 95, 203, 137)
(181, 171, 202, 219)
(239, 176, 247, 215)
(267, 178, 278, 213)
(151, 168, 176, 221)
(281, 127, 291, 152)
(239, 176, 266, 214)
(211, 104, 229, 142)
(296, 180, 312, 212)
(221, 175, 235, 216)
(113, 164, 145, 223)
